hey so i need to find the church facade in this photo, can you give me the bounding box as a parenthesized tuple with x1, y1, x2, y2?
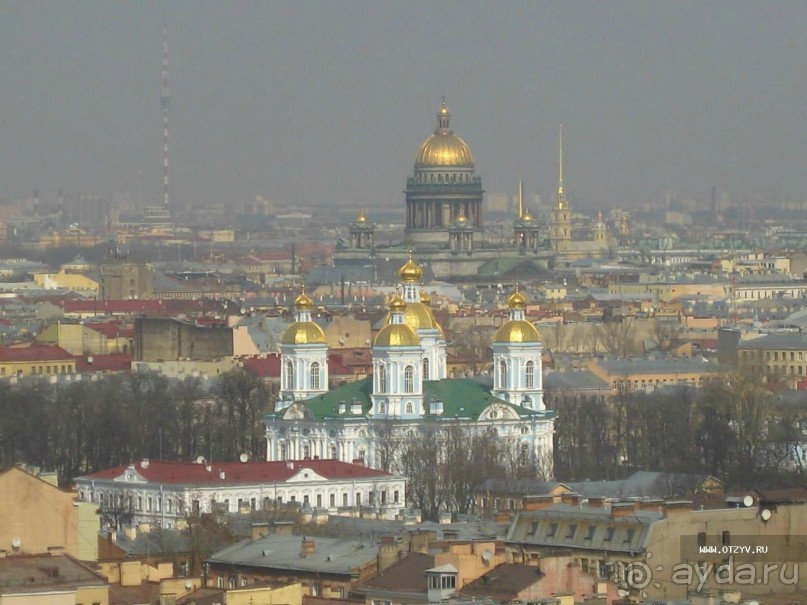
(264, 257, 555, 476)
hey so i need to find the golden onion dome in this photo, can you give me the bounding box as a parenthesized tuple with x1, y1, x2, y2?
(281, 321, 326, 345)
(374, 323, 420, 347)
(384, 301, 441, 333)
(294, 290, 314, 309)
(420, 290, 432, 305)
(508, 290, 527, 309)
(399, 257, 423, 283)
(494, 319, 541, 343)
(389, 294, 406, 313)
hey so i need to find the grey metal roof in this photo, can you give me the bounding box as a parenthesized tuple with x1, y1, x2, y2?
(737, 332, 807, 350)
(544, 370, 609, 390)
(207, 533, 376, 576)
(597, 356, 723, 375)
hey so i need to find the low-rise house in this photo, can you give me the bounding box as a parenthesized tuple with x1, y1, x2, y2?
(75, 459, 406, 530)
(0, 552, 109, 604)
(0, 343, 75, 378)
(207, 534, 375, 598)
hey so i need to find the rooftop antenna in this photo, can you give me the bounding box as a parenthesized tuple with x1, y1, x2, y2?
(161, 15, 172, 216)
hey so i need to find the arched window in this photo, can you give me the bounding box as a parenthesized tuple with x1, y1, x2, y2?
(378, 365, 387, 393)
(405, 402, 414, 414)
(404, 365, 415, 393)
(303, 443, 311, 459)
(310, 361, 320, 390)
(284, 361, 294, 390)
(423, 357, 430, 381)
(498, 360, 507, 388)
(525, 360, 535, 388)
(519, 443, 530, 465)
(329, 444, 338, 459)
(279, 443, 287, 461)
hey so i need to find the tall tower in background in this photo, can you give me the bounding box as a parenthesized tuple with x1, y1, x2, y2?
(161, 21, 172, 217)
(549, 124, 571, 252)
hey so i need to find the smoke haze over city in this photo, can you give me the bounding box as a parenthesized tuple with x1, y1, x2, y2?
(1, 1, 806, 211)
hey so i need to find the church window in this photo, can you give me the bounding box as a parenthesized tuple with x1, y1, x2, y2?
(303, 443, 311, 459)
(519, 443, 530, 465)
(406, 402, 414, 414)
(378, 365, 387, 393)
(284, 361, 294, 390)
(310, 362, 320, 390)
(438, 173, 443, 183)
(423, 357, 430, 380)
(378, 401, 386, 414)
(404, 365, 415, 393)
(526, 360, 535, 388)
(330, 444, 338, 459)
(279, 443, 287, 461)
(498, 360, 507, 388)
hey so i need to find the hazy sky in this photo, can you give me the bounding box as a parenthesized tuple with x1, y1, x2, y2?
(1, 1, 806, 213)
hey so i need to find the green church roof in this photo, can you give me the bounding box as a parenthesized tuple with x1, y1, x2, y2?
(265, 377, 555, 423)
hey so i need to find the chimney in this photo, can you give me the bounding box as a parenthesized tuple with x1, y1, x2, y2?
(409, 530, 435, 554)
(522, 495, 555, 511)
(140, 458, 150, 469)
(561, 493, 581, 506)
(251, 523, 269, 540)
(378, 536, 400, 571)
(272, 521, 294, 535)
(301, 538, 315, 558)
(661, 501, 694, 518)
(610, 502, 637, 519)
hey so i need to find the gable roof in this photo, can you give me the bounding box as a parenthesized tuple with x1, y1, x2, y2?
(76, 459, 391, 486)
(459, 563, 546, 601)
(357, 551, 434, 594)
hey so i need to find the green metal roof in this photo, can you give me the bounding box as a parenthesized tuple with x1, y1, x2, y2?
(265, 377, 555, 423)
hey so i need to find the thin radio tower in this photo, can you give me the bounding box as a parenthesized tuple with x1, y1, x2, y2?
(160, 21, 172, 216)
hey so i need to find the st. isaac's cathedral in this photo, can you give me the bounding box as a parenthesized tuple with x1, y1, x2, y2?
(334, 101, 613, 280)
(264, 258, 556, 476)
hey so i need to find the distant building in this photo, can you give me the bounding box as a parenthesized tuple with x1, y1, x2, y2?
(0, 552, 109, 604)
(99, 261, 154, 300)
(75, 459, 406, 529)
(0, 343, 75, 379)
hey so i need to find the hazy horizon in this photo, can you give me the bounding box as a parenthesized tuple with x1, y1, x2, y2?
(1, 1, 806, 213)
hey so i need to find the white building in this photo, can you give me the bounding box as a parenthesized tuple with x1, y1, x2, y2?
(265, 258, 555, 476)
(75, 458, 406, 528)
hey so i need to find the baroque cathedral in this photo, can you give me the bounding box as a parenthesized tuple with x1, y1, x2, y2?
(334, 101, 613, 280)
(264, 256, 555, 475)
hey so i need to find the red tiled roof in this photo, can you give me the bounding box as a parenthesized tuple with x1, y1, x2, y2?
(80, 459, 391, 485)
(0, 343, 74, 362)
(83, 321, 131, 339)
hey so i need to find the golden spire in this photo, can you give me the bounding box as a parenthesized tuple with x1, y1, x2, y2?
(558, 123, 564, 196)
(294, 284, 313, 309)
(357, 208, 368, 222)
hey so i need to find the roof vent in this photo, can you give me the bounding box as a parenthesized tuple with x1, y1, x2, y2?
(140, 459, 150, 469)
(219, 470, 226, 480)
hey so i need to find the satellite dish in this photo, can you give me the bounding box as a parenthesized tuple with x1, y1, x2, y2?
(11, 537, 21, 549)
(184, 580, 193, 590)
(481, 549, 492, 563)
(743, 495, 754, 507)
(87, 356, 94, 364)
(239, 453, 249, 463)
(195, 456, 205, 464)
(761, 509, 772, 522)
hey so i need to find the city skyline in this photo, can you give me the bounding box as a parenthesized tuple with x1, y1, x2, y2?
(1, 2, 806, 212)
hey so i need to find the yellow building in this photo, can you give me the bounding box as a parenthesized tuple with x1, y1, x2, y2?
(36, 322, 133, 356)
(33, 269, 99, 295)
(588, 356, 724, 393)
(0, 552, 109, 604)
(0, 344, 75, 379)
(0, 467, 98, 561)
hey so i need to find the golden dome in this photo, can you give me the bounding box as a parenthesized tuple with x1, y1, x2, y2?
(415, 133, 474, 168)
(455, 214, 468, 223)
(508, 287, 528, 309)
(384, 301, 441, 333)
(389, 294, 406, 312)
(294, 289, 313, 309)
(415, 101, 474, 169)
(374, 323, 420, 347)
(281, 321, 326, 345)
(356, 209, 368, 223)
(399, 256, 423, 283)
(420, 290, 432, 305)
(494, 319, 541, 343)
